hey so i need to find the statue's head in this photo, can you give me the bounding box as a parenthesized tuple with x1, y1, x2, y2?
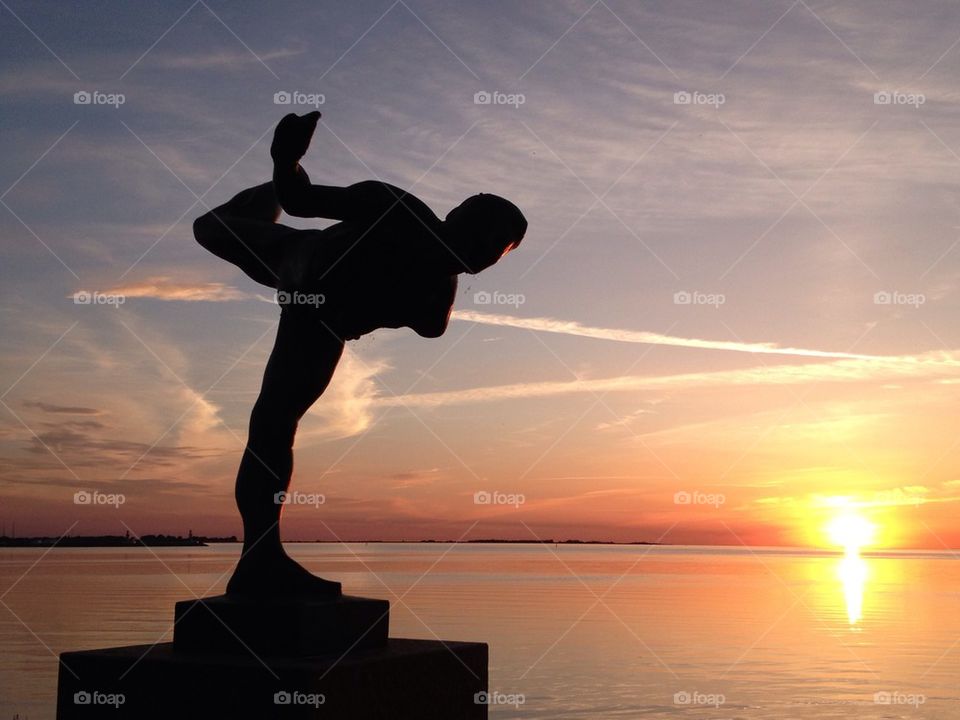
(443, 194, 527, 274)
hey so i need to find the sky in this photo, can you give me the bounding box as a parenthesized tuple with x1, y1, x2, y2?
(3, 0, 960, 548)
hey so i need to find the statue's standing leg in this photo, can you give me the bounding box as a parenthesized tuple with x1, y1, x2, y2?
(227, 304, 345, 598)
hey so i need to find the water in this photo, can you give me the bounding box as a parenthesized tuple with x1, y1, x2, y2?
(1, 543, 957, 718)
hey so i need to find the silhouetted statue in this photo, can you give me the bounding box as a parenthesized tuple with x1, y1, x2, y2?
(193, 112, 527, 599)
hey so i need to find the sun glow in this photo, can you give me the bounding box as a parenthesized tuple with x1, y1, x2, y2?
(827, 511, 876, 555)
(825, 508, 876, 625)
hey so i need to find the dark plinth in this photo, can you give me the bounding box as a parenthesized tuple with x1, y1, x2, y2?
(57, 638, 488, 719)
(173, 594, 389, 656)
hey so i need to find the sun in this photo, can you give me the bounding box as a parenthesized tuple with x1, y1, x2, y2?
(827, 513, 875, 555)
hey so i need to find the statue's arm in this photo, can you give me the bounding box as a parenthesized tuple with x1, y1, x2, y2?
(412, 275, 458, 338)
(272, 163, 352, 219)
(270, 112, 434, 223)
(274, 166, 433, 226)
(270, 111, 372, 220)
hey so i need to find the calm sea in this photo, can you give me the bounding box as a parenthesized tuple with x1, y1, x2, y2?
(1, 543, 957, 718)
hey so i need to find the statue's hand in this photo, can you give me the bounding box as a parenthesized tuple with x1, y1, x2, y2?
(271, 111, 321, 165)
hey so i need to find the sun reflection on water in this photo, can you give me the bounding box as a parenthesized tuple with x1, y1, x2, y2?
(826, 510, 875, 626)
(837, 551, 868, 625)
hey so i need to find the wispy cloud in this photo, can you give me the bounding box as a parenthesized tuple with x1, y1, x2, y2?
(298, 348, 390, 442)
(22, 401, 102, 415)
(100, 276, 252, 302)
(755, 486, 936, 510)
(452, 310, 880, 359)
(151, 47, 304, 70)
(381, 348, 960, 409)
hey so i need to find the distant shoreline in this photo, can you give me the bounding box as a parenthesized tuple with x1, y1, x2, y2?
(0, 534, 237, 548)
(0, 535, 662, 548)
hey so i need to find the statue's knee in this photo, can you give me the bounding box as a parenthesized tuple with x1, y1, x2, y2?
(248, 402, 298, 443)
(193, 214, 219, 253)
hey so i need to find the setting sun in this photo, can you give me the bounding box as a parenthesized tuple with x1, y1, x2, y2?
(827, 513, 876, 555)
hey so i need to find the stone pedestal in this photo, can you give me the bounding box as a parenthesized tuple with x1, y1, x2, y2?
(56, 595, 488, 719)
(174, 594, 389, 656)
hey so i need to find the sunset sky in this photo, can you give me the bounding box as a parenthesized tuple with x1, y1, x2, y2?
(3, 0, 960, 548)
